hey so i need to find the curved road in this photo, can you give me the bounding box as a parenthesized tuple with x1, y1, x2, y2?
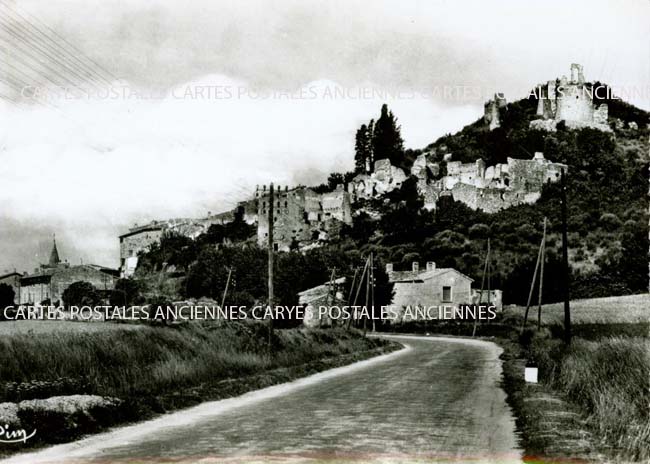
(5, 336, 522, 464)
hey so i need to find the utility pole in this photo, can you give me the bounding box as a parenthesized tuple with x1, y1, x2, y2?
(522, 225, 544, 333)
(347, 258, 369, 331)
(327, 268, 336, 328)
(267, 183, 274, 352)
(472, 238, 490, 337)
(221, 267, 232, 311)
(363, 254, 370, 337)
(370, 252, 376, 333)
(346, 267, 359, 331)
(560, 170, 572, 344)
(537, 218, 547, 330)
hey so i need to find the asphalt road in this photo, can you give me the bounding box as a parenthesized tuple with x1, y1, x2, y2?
(5, 335, 522, 464)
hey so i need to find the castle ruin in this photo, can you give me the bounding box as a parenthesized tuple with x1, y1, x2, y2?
(256, 184, 352, 252)
(483, 93, 507, 130)
(409, 152, 567, 213)
(530, 64, 610, 131)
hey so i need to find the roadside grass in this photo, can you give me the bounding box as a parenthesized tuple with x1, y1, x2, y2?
(0, 320, 143, 335)
(0, 321, 389, 400)
(497, 304, 649, 463)
(0, 321, 396, 453)
(529, 334, 650, 461)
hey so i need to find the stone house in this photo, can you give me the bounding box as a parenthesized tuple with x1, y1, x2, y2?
(387, 261, 474, 310)
(298, 277, 347, 328)
(119, 223, 164, 277)
(19, 239, 118, 305)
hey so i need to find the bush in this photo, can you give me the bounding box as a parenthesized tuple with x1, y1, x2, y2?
(599, 213, 622, 232)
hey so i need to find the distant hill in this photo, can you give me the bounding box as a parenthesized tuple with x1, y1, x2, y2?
(340, 88, 649, 304)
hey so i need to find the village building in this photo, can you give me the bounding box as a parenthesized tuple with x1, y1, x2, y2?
(298, 276, 347, 328)
(19, 238, 118, 305)
(118, 200, 258, 276)
(386, 261, 504, 321)
(119, 223, 165, 277)
(387, 261, 474, 309)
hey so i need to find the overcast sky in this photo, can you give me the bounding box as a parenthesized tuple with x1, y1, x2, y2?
(0, 0, 648, 271)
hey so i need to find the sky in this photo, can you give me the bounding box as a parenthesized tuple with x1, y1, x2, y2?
(0, 0, 648, 271)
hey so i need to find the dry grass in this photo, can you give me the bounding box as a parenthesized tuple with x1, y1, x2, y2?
(0, 320, 142, 335)
(0, 322, 387, 401)
(508, 293, 649, 325)
(531, 334, 649, 461)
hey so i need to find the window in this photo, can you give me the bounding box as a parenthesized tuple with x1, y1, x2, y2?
(442, 286, 452, 302)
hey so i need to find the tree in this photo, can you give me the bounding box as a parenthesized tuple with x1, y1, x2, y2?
(0, 283, 15, 309)
(354, 124, 370, 173)
(371, 104, 404, 167)
(62, 281, 101, 308)
(110, 278, 145, 306)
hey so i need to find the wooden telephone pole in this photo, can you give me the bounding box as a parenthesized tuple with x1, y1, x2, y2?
(363, 253, 370, 337)
(537, 218, 547, 330)
(521, 217, 547, 333)
(220, 267, 232, 310)
(472, 238, 490, 337)
(370, 252, 376, 333)
(267, 183, 274, 352)
(560, 169, 572, 344)
(346, 267, 359, 331)
(327, 268, 336, 327)
(347, 257, 369, 331)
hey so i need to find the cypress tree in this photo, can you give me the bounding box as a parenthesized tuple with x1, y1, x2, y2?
(371, 104, 404, 166)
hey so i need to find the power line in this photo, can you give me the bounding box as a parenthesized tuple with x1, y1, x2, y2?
(0, 17, 105, 91)
(0, 29, 91, 94)
(0, 5, 111, 87)
(0, 44, 67, 89)
(0, 1, 117, 83)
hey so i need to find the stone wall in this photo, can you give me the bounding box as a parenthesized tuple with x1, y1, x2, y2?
(427, 152, 567, 213)
(348, 158, 407, 201)
(392, 271, 473, 310)
(531, 64, 610, 132)
(483, 93, 506, 130)
(19, 265, 117, 305)
(556, 84, 594, 124)
(256, 185, 352, 251)
(51, 266, 117, 304)
(119, 227, 164, 269)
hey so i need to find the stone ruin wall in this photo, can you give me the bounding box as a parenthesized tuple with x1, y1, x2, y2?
(256, 185, 353, 251)
(531, 64, 610, 131)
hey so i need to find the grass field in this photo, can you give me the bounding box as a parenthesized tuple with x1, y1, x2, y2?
(507, 293, 649, 325)
(0, 320, 143, 335)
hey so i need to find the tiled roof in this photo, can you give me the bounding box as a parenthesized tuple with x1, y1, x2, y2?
(389, 268, 474, 283)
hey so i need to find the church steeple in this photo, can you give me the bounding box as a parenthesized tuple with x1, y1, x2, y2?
(49, 235, 60, 267)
